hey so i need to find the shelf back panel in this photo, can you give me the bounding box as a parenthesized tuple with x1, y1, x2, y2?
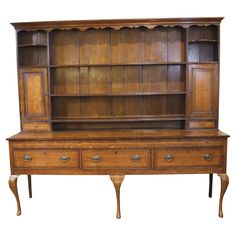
(49, 27, 186, 66)
(50, 65, 186, 95)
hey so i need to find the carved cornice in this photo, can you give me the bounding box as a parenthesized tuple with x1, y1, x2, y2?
(11, 17, 224, 32)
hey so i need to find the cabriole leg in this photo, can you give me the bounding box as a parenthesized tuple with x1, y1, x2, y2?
(218, 173, 229, 218)
(209, 173, 213, 198)
(110, 175, 125, 219)
(9, 175, 21, 216)
(28, 175, 32, 198)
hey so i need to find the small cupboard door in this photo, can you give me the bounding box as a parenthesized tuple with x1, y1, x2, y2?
(19, 68, 49, 121)
(187, 64, 218, 118)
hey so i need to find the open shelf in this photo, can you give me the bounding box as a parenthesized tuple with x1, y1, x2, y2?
(50, 65, 186, 95)
(49, 27, 186, 65)
(188, 25, 218, 62)
(18, 30, 47, 45)
(18, 47, 47, 67)
(17, 30, 48, 67)
(188, 25, 218, 41)
(51, 95, 185, 120)
(188, 41, 218, 62)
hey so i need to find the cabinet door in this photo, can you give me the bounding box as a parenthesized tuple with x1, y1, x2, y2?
(19, 68, 49, 121)
(187, 64, 218, 118)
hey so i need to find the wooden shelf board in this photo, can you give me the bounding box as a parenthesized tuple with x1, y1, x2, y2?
(50, 92, 186, 97)
(51, 115, 186, 123)
(49, 62, 187, 68)
(188, 39, 218, 43)
(18, 44, 47, 47)
(187, 61, 218, 64)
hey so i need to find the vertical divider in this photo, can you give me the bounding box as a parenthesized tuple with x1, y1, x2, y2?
(166, 28, 169, 115)
(47, 30, 52, 131)
(185, 26, 189, 129)
(109, 29, 113, 116)
(77, 29, 81, 119)
(140, 28, 144, 116)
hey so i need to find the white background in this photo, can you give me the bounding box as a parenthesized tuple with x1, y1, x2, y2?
(0, 0, 235, 235)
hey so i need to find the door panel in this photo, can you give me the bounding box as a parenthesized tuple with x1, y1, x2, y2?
(19, 68, 49, 121)
(187, 64, 218, 118)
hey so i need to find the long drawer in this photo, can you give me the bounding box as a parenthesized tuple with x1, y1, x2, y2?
(154, 147, 223, 168)
(81, 148, 151, 169)
(14, 149, 79, 168)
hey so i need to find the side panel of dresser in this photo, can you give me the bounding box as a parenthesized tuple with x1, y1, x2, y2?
(186, 64, 219, 129)
(9, 138, 227, 175)
(18, 68, 51, 131)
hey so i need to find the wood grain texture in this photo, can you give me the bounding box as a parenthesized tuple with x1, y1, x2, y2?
(22, 122, 51, 131)
(14, 150, 79, 169)
(187, 120, 215, 129)
(82, 148, 150, 169)
(9, 138, 227, 175)
(187, 64, 218, 118)
(19, 68, 49, 122)
(154, 147, 222, 168)
(7, 130, 229, 141)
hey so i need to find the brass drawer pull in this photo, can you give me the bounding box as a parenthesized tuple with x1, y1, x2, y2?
(23, 155, 32, 161)
(131, 154, 141, 161)
(92, 155, 103, 162)
(164, 154, 174, 162)
(59, 155, 70, 162)
(203, 154, 213, 160)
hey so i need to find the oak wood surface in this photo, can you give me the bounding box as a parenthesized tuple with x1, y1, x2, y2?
(8, 18, 229, 218)
(7, 129, 229, 141)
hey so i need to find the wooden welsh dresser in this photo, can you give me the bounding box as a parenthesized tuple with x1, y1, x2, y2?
(8, 18, 229, 218)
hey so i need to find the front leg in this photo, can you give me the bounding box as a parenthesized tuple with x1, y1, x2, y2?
(110, 175, 125, 219)
(218, 173, 229, 218)
(9, 175, 21, 216)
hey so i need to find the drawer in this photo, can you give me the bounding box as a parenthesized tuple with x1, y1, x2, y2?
(22, 122, 51, 131)
(14, 149, 79, 168)
(154, 147, 223, 168)
(187, 120, 216, 129)
(82, 148, 150, 169)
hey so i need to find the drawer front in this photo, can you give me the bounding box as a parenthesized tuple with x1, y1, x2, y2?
(14, 149, 79, 168)
(187, 120, 216, 129)
(154, 147, 223, 168)
(82, 148, 150, 169)
(22, 122, 51, 131)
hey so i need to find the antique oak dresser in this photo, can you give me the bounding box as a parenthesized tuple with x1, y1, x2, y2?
(8, 17, 229, 218)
